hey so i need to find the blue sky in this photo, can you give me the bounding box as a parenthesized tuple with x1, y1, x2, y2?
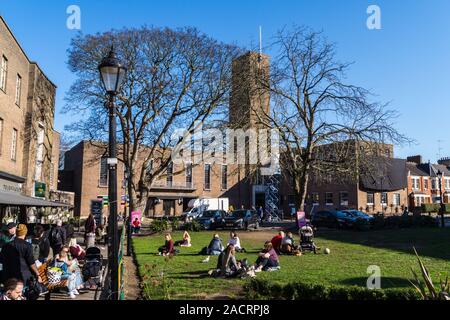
(1, 0, 450, 162)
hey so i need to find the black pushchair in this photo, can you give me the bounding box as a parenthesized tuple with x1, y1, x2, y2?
(299, 225, 317, 254)
(82, 247, 104, 287)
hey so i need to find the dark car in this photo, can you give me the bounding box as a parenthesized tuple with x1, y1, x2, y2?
(195, 210, 226, 230)
(311, 210, 357, 229)
(343, 210, 374, 222)
(221, 209, 260, 230)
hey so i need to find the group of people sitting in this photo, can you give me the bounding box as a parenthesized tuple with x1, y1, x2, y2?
(0, 220, 96, 300)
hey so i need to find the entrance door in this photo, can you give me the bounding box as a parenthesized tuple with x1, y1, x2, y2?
(163, 200, 175, 216)
(255, 193, 265, 208)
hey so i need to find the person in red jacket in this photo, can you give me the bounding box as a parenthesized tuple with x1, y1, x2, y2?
(270, 231, 285, 254)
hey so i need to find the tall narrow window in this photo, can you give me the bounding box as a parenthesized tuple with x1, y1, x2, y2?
(15, 74, 21, 106)
(50, 162, 54, 189)
(367, 192, 375, 205)
(381, 192, 388, 206)
(166, 162, 173, 187)
(325, 192, 333, 206)
(185, 162, 192, 188)
(0, 56, 7, 92)
(99, 157, 108, 187)
(10, 128, 17, 161)
(35, 124, 44, 181)
(204, 164, 211, 190)
(339, 192, 349, 206)
(221, 165, 227, 190)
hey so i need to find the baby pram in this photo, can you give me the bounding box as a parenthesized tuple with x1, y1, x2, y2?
(82, 247, 104, 287)
(299, 225, 317, 254)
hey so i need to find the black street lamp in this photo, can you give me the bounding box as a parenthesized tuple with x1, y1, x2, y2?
(437, 170, 445, 228)
(99, 45, 127, 300)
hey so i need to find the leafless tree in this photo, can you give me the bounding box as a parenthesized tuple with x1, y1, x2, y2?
(252, 26, 409, 215)
(64, 27, 241, 214)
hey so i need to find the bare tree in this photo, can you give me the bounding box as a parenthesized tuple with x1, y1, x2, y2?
(64, 26, 241, 214)
(253, 26, 408, 216)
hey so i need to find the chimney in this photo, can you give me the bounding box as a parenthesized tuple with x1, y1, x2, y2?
(438, 157, 450, 166)
(407, 155, 422, 164)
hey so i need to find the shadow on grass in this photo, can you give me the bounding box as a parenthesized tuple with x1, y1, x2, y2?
(315, 228, 450, 261)
(338, 277, 412, 289)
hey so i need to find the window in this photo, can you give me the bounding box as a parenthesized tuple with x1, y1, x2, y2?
(411, 177, 420, 190)
(0, 118, 3, 155)
(185, 162, 192, 188)
(204, 164, 211, 190)
(145, 159, 153, 175)
(367, 193, 374, 205)
(166, 162, 173, 187)
(15, 74, 21, 106)
(99, 157, 108, 187)
(445, 178, 450, 190)
(340, 192, 349, 206)
(381, 192, 388, 206)
(10, 128, 17, 161)
(0, 56, 7, 92)
(423, 178, 429, 191)
(312, 193, 319, 204)
(325, 192, 333, 206)
(431, 179, 437, 190)
(35, 124, 44, 181)
(50, 162, 54, 189)
(221, 165, 227, 190)
(393, 193, 401, 206)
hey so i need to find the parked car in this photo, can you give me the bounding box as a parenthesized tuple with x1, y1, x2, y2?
(221, 209, 260, 230)
(195, 210, 226, 230)
(311, 210, 357, 229)
(343, 210, 374, 222)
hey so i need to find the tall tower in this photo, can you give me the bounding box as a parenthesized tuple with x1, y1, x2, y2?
(229, 51, 270, 129)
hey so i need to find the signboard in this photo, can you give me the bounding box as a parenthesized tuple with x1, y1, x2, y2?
(131, 211, 141, 225)
(297, 211, 307, 229)
(91, 200, 103, 226)
(0, 178, 22, 193)
(35, 182, 46, 198)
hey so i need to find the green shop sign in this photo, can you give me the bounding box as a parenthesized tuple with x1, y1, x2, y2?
(35, 182, 46, 198)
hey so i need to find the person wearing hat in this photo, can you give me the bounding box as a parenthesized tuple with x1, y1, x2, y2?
(0, 222, 17, 250)
(0, 224, 42, 285)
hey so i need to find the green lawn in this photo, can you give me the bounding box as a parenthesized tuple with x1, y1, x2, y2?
(132, 228, 450, 300)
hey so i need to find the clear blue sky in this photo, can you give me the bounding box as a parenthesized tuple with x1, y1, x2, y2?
(1, 0, 450, 162)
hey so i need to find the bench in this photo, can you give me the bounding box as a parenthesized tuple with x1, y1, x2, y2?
(37, 261, 69, 300)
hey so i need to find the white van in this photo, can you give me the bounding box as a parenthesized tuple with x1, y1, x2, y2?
(182, 198, 229, 221)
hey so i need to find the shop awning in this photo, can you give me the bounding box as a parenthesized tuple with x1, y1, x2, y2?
(0, 191, 71, 207)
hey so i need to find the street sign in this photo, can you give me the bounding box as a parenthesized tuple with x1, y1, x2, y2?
(91, 200, 103, 226)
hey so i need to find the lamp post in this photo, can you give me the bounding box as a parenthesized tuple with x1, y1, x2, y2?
(98, 46, 127, 300)
(437, 170, 445, 228)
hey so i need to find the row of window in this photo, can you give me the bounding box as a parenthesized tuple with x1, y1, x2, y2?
(0, 55, 22, 106)
(411, 176, 450, 191)
(0, 118, 18, 161)
(99, 159, 229, 191)
(310, 192, 402, 207)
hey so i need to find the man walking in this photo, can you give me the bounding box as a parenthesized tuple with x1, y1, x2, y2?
(49, 220, 66, 256)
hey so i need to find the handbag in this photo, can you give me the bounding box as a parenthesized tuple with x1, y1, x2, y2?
(47, 267, 63, 285)
(24, 278, 49, 300)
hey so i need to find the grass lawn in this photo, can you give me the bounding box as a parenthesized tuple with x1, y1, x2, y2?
(132, 228, 450, 300)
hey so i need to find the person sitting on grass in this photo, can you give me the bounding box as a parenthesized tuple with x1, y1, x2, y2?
(280, 232, 295, 255)
(214, 244, 240, 277)
(271, 231, 285, 254)
(253, 241, 280, 272)
(206, 234, 224, 256)
(0, 278, 25, 300)
(175, 231, 191, 247)
(227, 231, 246, 253)
(158, 233, 176, 256)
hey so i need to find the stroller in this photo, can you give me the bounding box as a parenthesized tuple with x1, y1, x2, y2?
(299, 224, 317, 254)
(82, 247, 104, 288)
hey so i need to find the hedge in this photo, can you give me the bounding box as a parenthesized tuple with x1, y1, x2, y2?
(421, 203, 450, 213)
(244, 279, 421, 300)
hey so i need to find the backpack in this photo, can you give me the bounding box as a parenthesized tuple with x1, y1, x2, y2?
(31, 242, 40, 261)
(50, 228, 62, 246)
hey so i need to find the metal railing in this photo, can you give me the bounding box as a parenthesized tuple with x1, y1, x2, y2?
(118, 226, 126, 300)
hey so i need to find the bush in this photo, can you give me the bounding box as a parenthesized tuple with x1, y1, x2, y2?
(244, 279, 420, 300)
(181, 220, 202, 232)
(422, 203, 440, 213)
(371, 215, 437, 230)
(150, 219, 170, 233)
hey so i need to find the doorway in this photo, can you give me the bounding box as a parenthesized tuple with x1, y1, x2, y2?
(255, 193, 265, 208)
(163, 199, 175, 216)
